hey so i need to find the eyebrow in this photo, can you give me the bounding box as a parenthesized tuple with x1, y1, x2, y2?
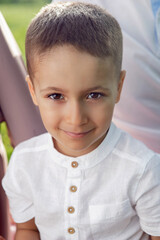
(84, 86, 110, 92)
(40, 87, 67, 93)
(40, 86, 110, 93)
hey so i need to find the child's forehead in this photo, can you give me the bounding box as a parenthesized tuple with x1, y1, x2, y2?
(34, 44, 114, 67)
(33, 44, 115, 75)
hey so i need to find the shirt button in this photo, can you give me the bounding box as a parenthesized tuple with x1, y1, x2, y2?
(71, 161, 78, 168)
(68, 206, 75, 214)
(70, 185, 77, 192)
(68, 227, 75, 234)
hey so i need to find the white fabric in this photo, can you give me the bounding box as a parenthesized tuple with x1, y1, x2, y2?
(52, 0, 160, 153)
(2, 123, 160, 239)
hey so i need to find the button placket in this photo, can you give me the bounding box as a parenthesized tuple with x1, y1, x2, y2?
(64, 161, 81, 239)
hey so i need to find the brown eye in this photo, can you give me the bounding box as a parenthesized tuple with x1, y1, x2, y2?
(87, 92, 103, 99)
(48, 93, 64, 100)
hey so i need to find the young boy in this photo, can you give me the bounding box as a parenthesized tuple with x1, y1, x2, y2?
(2, 2, 160, 240)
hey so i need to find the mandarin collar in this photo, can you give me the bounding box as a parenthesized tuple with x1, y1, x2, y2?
(47, 123, 121, 170)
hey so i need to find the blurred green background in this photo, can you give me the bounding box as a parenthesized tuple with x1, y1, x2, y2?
(0, 0, 50, 160)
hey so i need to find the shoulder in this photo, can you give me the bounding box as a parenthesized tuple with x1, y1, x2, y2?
(114, 126, 160, 169)
(8, 133, 52, 170)
(4, 133, 52, 181)
(14, 133, 50, 155)
(112, 127, 160, 199)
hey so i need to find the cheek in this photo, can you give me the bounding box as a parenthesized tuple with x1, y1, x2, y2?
(99, 100, 115, 115)
(93, 102, 114, 125)
(38, 100, 59, 116)
(38, 104, 59, 128)
(100, 112, 113, 127)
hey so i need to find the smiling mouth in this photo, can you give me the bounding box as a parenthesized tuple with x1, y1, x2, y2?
(63, 129, 92, 138)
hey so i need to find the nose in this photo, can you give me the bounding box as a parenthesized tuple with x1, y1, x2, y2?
(65, 100, 88, 126)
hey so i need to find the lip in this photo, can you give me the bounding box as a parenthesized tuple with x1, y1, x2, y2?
(62, 129, 92, 138)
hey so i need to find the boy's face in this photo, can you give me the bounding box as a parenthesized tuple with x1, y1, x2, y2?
(27, 45, 125, 157)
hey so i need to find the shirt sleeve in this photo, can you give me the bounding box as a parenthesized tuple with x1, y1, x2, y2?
(2, 149, 35, 223)
(135, 153, 160, 236)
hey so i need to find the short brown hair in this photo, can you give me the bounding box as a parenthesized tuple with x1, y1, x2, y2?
(25, 2, 123, 79)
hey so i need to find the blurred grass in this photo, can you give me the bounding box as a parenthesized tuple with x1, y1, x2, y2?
(0, 2, 47, 160)
(0, 122, 13, 160)
(0, 2, 46, 59)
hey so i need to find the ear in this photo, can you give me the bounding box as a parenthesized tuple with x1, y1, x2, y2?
(26, 75, 38, 106)
(116, 70, 126, 103)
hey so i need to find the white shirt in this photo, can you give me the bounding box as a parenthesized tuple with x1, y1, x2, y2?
(52, 0, 160, 153)
(2, 123, 160, 239)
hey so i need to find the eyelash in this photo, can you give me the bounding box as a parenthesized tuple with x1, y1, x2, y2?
(48, 92, 105, 101)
